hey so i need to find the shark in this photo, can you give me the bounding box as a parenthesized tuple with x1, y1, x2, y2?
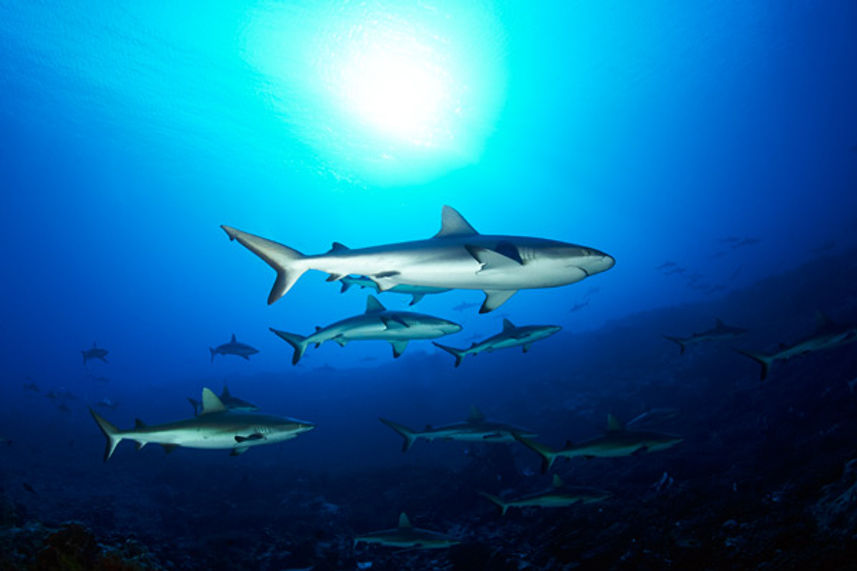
(515, 415, 683, 473)
(663, 318, 747, 355)
(433, 318, 561, 367)
(270, 295, 461, 364)
(188, 384, 259, 416)
(379, 406, 537, 452)
(89, 388, 314, 461)
(479, 474, 611, 516)
(209, 334, 259, 362)
(339, 275, 451, 306)
(626, 407, 680, 429)
(353, 513, 459, 549)
(81, 342, 108, 365)
(222, 205, 614, 314)
(735, 312, 857, 381)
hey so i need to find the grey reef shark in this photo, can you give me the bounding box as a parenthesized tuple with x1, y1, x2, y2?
(338, 275, 450, 306)
(270, 295, 461, 364)
(735, 312, 857, 381)
(89, 388, 314, 461)
(81, 342, 108, 365)
(209, 333, 259, 362)
(379, 406, 537, 452)
(187, 384, 259, 416)
(479, 474, 611, 516)
(663, 318, 747, 355)
(433, 318, 561, 367)
(221, 205, 614, 313)
(515, 414, 683, 473)
(353, 513, 459, 549)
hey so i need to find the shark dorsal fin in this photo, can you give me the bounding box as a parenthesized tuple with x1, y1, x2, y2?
(606, 414, 624, 432)
(468, 406, 485, 423)
(221, 384, 231, 398)
(552, 474, 564, 488)
(134, 418, 146, 429)
(434, 206, 478, 238)
(398, 512, 412, 528)
(329, 242, 349, 253)
(366, 296, 386, 314)
(201, 388, 226, 415)
(564, 439, 574, 449)
(815, 311, 834, 331)
(231, 333, 237, 343)
(502, 318, 515, 332)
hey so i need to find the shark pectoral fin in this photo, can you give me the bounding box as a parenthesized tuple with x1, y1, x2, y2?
(235, 433, 264, 443)
(333, 336, 348, 348)
(480, 290, 517, 313)
(370, 272, 400, 292)
(381, 316, 409, 330)
(161, 444, 178, 454)
(466, 245, 523, 271)
(391, 340, 409, 358)
(230, 446, 249, 456)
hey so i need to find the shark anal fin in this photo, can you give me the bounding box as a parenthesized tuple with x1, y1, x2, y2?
(480, 290, 517, 313)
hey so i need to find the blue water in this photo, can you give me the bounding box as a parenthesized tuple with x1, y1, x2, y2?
(1, 1, 857, 569)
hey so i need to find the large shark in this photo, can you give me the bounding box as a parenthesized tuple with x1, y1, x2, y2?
(187, 384, 259, 416)
(270, 296, 461, 364)
(663, 319, 747, 355)
(81, 343, 109, 365)
(479, 474, 610, 516)
(515, 415, 683, 473)
(89, 388, 314, 461)
(735, 312, 857, 381)
(222, 205, 614, 313)
(379, 406, 537, 452)
(433, 318, 561, 367)
(353, 513, 459, 549)
(209, 334, 259, 362)
(339, 275, 451, 306)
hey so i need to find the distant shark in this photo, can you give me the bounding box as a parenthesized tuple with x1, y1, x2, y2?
(209, 334, 259, 362)
(735, 312, 857, 381)
(270, 296, 461, 364)
(433, 319, 561, 367)
(89, 388, 314, 461)
(188, 384, 259, 416)
(663, 319, 747, 354)
(339, 275, 450, 306)
(515, 415, 683, 473)
(479, 474, 610, 516)
(82, 342, 109, 365)
(353, 513, 459, 549)
(222, 205, 614, 313)
(626, 407, 680, 429)
(379, 406, 537, 452)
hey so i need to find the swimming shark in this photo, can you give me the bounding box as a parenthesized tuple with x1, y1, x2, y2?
(209, 334, 259, 362)
(89, 388, 314, 461)
(222, 205, 614, 313)
(188, 384, 259, 416)
(433, 319, 561, 367)
(81, 342, 108, 365)
(479, 474, 611, 516)
(353, 513, 459, 549)
(515, 415, 683, 473)
(270, 296, 461, 364)
(626, 407, 680, 429)
(735, 312, 857, 381)
(663, 319, 747, 354)
(379, 406, 537, 452)
(339, 275, 451, 306)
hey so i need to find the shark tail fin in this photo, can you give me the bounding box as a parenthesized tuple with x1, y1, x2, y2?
(221, 225, 307, 305)
(379, 418, 417, 452)
(89, 408, 122, 462)
(734, 349, 774, 381)
(432, 342, 466, 367)
(513, 434, 557, 474)
(269, 328, 309, 365)
(478, 492, 509, 516)
(662, 336, 686, 355)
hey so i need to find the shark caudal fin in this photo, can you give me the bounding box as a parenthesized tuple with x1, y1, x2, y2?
(432, 342, 467, 367)
(269, 328, 309, 365)
(89, 408, 122, 462)
(221, 226, 307, 305)
(513, 434, 558, 474)
(478, 492, 509, 516)
(663, 335, 686, 355)
(379, 418, 418, 452)
(734, 349, 774, 381)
